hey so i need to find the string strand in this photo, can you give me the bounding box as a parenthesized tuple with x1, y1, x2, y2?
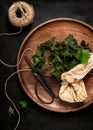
(18, 3, 28, 18)
(0, 27, 22, 36)
(1, 47, 34, 130)
(5, 68, 31, 130)
(0, 48, 35, 67)
(0, 2, 34, 129)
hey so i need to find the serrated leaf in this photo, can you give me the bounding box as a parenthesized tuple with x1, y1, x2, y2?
(32, 34, 91, 81)
(81, 49, 90, 64)
(19, 100, 27, 108)
(74, 47, 82, 60)
(44, 61, 49, 68)
(8, 106, 15, 116)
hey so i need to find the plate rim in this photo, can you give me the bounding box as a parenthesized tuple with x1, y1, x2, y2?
(17, 17, 93, 113)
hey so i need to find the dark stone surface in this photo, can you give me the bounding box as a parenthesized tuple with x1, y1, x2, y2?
(0, 0, 93, 130)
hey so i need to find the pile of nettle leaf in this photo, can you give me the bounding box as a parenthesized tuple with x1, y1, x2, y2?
(33, 34, 91, 81)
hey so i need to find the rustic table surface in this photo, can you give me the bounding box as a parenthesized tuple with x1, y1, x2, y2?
(0, 0, 93, 130)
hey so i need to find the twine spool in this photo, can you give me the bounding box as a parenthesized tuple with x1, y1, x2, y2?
(0, 1, 35, 129)
(8, 1, 35, 27)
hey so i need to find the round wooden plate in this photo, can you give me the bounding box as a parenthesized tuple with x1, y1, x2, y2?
(17, 18, 93, 112)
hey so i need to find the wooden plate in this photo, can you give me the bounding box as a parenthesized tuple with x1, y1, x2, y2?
(17, 18, 93, 112)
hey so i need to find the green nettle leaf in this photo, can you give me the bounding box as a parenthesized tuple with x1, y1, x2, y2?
(81, 49, 90, 64)
(33, 55, 45, 67)
(8, 106, 15, 116)
(32, 34, 91, 81)
(36, 46, 44, 56)
(42, 37, 55, 49)
(33, 37, 55, 67)
(74, 48, 82, 60)
(44, 61, 49, 68)
(19, 100, 27, 108)
(51, 67, 61, 81)
(64, 34, 77, 46)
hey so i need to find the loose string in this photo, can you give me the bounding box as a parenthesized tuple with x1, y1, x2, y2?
(1, 48, 35, 130)
(0, 2, 35, 129)
(5, 68, 31, 130)
(18, 2, 28, 18)
(0, 27, 22, 36)
(0, 48, 35, 67)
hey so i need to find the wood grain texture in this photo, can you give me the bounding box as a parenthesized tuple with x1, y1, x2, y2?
(17, 18, 93, 112)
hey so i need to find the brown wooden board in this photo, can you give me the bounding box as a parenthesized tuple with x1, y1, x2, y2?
(17, 18, 93, 112)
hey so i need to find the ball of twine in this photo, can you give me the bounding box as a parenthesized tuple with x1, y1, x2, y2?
(8, 1, 35, 27)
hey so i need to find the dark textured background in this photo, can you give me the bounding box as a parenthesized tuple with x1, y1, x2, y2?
(0, 0, 93, 130)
